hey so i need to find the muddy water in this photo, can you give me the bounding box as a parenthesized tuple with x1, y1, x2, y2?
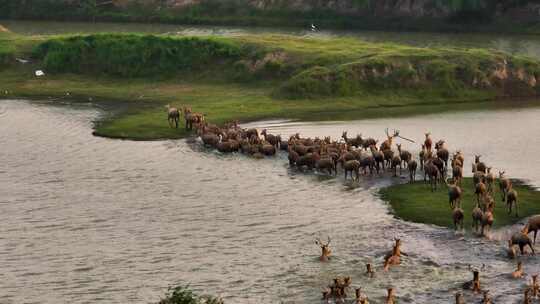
(1, 99, 540, 304)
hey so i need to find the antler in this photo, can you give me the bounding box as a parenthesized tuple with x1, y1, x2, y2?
(385, 128, 390, 137)
(326, 236, 331, 246)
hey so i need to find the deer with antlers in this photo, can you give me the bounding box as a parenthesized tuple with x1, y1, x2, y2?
(316, 237, 332, 262)
(380, 128, 399, 151)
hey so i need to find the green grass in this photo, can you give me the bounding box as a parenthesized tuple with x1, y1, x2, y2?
(1, 32, 540, 140)
(380, 178, 540, 230)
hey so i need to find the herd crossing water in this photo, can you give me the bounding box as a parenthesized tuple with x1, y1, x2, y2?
(2, 99, 540, 303)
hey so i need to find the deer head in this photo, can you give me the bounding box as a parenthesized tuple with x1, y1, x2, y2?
(315, 236, 331, 260)
(499, 171, 506, 178)
(475, 155, 481, 163)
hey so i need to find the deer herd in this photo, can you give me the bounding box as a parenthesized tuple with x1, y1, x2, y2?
(167, 106, 540, 303)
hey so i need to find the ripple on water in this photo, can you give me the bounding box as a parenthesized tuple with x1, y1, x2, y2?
(2, 99, 540, 303)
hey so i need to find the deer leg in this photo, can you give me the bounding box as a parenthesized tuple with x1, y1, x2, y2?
(534, 230, 537, 244)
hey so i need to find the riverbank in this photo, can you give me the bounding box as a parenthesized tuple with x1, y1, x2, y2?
(2, 30, 540, 140)
(3, 1, 540, 35)
(380, 178, 540, 230)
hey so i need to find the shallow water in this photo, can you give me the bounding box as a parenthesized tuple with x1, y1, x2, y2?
(2, 99, 540, 303)
(3, 20, 540, 59)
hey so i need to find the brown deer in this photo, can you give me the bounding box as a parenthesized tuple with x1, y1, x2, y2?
(365, 263, 375, 278)
(472, 201, 483, 234)
(380, 128, 399, 151)
(385, 288, 395, 304)
(475, 179, 487, 205)
(408, 159, 418, 183)
(419, 144, 426, 170)
(342, 131, 362, 148)
(384, 238, 405, 271)
(424, 132, 433, 152)
(486, 167, 495, 194)
(512, 226, 535, 255)
(475, 155, 487, 173)
(370, 146, 384, 173)
(512, 261, 524, 278)
(499, 171, 512, 202)
(452, 203, 464, 231)
(462, 267, 482, 293)
(481, 290, 492, 304)
(508, 239, 517, 259)
(532, 274, 540, 298)
(481, 201, 495, 237)
(397, 144, 411, 168)
(424, 159, 439, 192)
(166, 104, 180, 128)
(447, 179, 462, 209)
(354, 288, 369, 304)
(523, 287, 532, 304)
(525, 215, 540, 244)
(391, 154, 402, 177)
(506, 185, 519, 217)
(183, 106, 205, 130)
(261, 129, 280, 148)
(316, 237, 332, 262)
(455, 292, 464, 304)
(435, 140, 449, 170)
(452, 165, 463, 187)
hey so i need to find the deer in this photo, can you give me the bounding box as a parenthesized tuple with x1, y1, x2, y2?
(452, 163, 463, 186)
(455, 292, 465, 304)
(532, 274, 540, 299)
(385, 288, 396, 304)
(475, 179, 488, 205)
(435, 140, 449, 170)
(315, 237, 332, 262)
(453, 202, 464, 231)
(354, 288, 369, 304)
(396, 144, 411, 168)
(512, 261, 525, 278)
(370, 145, 384, 173)
(408, 159, 418, 183)
(424, 132, 433, 152)
(261, 129, 280, 148)
(380, 128, 399, 151)
(525, 215, 540, 244)
(384, 238, 405, 272)
(475, 155, 487, 173)
(391, 154, 402, 177)
(481, 290, 492, 304)
(382, 149, 394, 169)
(486, 167, 495, 194)
(508, 239, 517, 259)
(524, 287, 532, 304)
(499, 171, 512, 202)
(424, 159, 439, 192)
(481, 200, 495, 237)
(472, 201, 483, 234)
(165, 104, 180, 128)
(506, 185, 519, 217)
(343, 159, 361, 181)
(462, 266, 482, 293)
(182, 106, 205, 130)
(447, 179, 462, 209)
(365, 263, 375, 278)
(419, 144, 426, 170)
(512, 225, 535, 255)
(342, 131, 363, 148)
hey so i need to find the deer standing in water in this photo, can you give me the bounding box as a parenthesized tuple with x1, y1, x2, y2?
(384, 238, 405, 271)
(316, 237, 332, 262)
(512, 261, 524, 278)
(380, 128, 399, 151)
(462, 266, 482, 294)
(365, 263, 375, 278)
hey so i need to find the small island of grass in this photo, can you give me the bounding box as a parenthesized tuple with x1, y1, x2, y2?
(379, 177, 540, 230)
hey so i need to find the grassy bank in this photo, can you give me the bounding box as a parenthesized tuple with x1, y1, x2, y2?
(380, 178, 540, 230)
(1, 30, 540, 140)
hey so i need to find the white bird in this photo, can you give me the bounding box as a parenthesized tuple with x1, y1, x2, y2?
(16, 58, 29, 64)
(35, 70, 45, 77)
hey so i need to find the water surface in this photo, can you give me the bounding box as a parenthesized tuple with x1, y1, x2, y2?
(2, 99, 540, 303)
